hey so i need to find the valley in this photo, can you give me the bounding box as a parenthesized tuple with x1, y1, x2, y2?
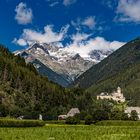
(1, 0, 140, 139)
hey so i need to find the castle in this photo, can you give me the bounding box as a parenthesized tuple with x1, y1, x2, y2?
(97, 87, 125, 102)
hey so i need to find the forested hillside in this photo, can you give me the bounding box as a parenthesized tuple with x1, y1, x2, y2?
(0, 45, 92, 119)
(73, 38, 140, 106)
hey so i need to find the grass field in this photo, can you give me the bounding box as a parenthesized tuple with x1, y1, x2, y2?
(0, 125, 140, 140)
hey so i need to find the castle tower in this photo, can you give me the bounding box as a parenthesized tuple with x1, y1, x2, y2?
(117, 87, 121, 94)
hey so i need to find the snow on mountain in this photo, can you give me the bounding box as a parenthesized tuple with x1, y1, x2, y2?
(14, 42, 114, 86)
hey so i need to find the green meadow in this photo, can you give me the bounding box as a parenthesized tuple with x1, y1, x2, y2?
(0, 125, 140, 140)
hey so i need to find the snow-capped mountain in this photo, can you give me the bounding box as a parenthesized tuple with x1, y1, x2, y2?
(15, 42, 114, 86)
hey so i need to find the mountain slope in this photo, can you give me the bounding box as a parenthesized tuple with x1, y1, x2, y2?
(15, 42, 113, 86)
(87, 62, 140, 105)
(32, 59, 70, 86)
(72, 37, 140, 105)
(0, 44, 91, 119)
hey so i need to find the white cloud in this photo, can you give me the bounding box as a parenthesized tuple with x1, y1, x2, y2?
(15, 2, 33, 25)
(14, 24, 69, 46)
(82, 16, 96, 29)
(13, 38, 27, 46)
(63, 0, 77, 6)
(116, 0, 140, 23)
(71, 16, 97, 30)
(64, 36, 125, 58)
(13, 23, 125, 60)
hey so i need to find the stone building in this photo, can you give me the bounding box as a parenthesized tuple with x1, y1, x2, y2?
(97, 87, 125, 102)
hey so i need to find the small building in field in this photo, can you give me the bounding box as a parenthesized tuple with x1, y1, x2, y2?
(58, 108, 80, 120)
(97, 87, 125, 102)
(58, 115, 67, 120)
(125, 107, 140, 119)
(67, 108, 80, 117)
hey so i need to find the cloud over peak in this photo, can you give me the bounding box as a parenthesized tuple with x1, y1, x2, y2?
(64, 36, 125, 58)
(15, 2, 33, 25)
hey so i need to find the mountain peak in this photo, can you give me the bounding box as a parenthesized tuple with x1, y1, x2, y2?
(72, 53, 81, 60)
(15, 42, 115, 86)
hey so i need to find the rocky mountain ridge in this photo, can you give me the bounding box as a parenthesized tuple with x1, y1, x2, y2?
(15, 42, 114, 86)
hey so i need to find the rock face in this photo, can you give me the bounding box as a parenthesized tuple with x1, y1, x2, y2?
(15, 42, 113, 86)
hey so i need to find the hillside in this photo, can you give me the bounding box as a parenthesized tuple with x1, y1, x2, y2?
(73, 38, 140, 105)
(0, 44, 92, 119)
(32, 59, 70, 87)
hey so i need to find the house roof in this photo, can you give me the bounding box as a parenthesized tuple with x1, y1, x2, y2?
(67, 108, 80, 117)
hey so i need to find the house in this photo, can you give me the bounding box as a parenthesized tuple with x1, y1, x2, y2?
(58, 115, 67, 120)
(125, 107, 140, 119)
(67, 108, 80, 117)
(17, 116, 24, 120)
(58, 108, 80, 120)
(97, 87, 125, 102)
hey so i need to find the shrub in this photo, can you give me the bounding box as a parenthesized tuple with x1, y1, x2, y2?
(93, 110, 109, 121)
(65, 116, 80, 125)
(95, 120, 140, 126)
(45, 120, 65, 124)
(80, 111, 87, 120)
(130, 110, 139, 121)
(85, 115, 93, 125)
(110, 111, 129, 120)
(0, 119, 45, 127)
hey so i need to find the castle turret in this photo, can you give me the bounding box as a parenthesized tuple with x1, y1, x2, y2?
(117, 87, 121, 94)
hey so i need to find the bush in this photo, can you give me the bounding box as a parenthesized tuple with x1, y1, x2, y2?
(93, 110, 109, 121)
(85, 115, 93, 125)
(95, 120, 140, 126)
(110, 111, 129, 120)
(130, 110, 139, 121)
(0, 119, 45, 127)
(80, 111, 87, 120)
(45, 120, 65, 124)
(65, 116, 80, 125)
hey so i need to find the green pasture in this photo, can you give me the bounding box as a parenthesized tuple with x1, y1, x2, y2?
(0, 124, 140, 140)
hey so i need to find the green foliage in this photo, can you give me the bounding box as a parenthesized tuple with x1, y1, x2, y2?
(93, 109, 109, 121)
(0, 118, 45, 127)
(1, 125, 140, 140)
(45, 120, 65, 124)
(110, 111, 129, 120)
(130, 110, 139, 121)
(95, 120, 140, 126)
(65, 116, 80, 124)
(84, 115, 92, 125)
(80, 110, 87, 120)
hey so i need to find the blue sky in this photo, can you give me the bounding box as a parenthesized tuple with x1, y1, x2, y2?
(0, 0, 140, 52)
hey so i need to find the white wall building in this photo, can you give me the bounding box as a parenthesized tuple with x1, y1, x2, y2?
(58, 108, 80, 120)
(97, 87, 125, 102)
(125, 107, 140, 119)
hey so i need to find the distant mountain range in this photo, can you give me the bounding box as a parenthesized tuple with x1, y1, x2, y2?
(15, 42, 113, 86)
